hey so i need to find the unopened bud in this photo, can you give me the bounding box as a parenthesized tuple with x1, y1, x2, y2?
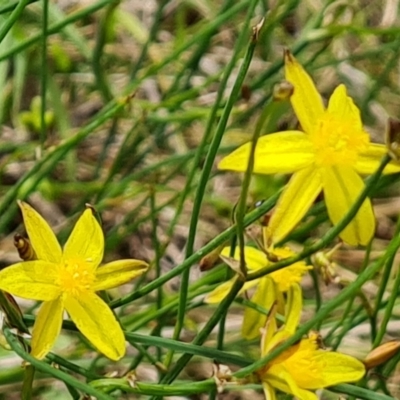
(312, 244, 341, 285)
(273, 81, 294, 101)
(364, 340, 400, 369)
(199, 244, 226, 272)
(14, 234, 36, 261)
(386, 117, 400, 161)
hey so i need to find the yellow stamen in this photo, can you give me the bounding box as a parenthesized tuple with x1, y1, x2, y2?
(310, 113, 370, 167)
(57, 258, 95, 296)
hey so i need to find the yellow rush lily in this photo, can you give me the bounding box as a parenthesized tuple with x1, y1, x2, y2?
(204, 246, 311, 339)
(258, 305, 365, 400)
(219, 51, 400, 246)
(0, 201, 149, 360)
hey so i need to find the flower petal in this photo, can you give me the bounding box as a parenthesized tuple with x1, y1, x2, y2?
(18, 201, 62, 263)
(262, 382, 277, 400)
(264, 367, 318, 400)
(310, 352, 366, 388)
(356, 143, 400, 175)
(94, 259, 149, 291)
(220, 246, 268, 271)
(327, 84, 363, 130)
(31, 298, 64, 359)
(64, 292, 125, 360)
(288, 347, 366, 389)
(0, 261, 60, 301)
(268, 167, 322, 244)
(204, 278, 257, 304)
(242, 276, 275, 340)
(284, 51, 324, 135)
(63, 209, 104, 270)
(284, 283, 302, 335)
(322, 166, 375, 246)
(218, 131, 315, 174)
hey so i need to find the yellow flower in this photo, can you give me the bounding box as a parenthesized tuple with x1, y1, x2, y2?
(205, 246, 311, 339)
(0, 201, 149, 360)
(258, 307, 365, 400)
(219, 51, 400, 246)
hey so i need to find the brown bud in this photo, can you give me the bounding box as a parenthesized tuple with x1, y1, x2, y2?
(386, 117, 400, 161)
(199, 244, 226, 272)
(13, 233, 36, 261)
(364, 340, 400, 369)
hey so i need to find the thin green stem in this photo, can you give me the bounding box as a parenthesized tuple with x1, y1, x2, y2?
(0, 0, 114, 62)
(110, 187, 279, 309)
(166, 2, 259, 367)
(21, 365, 35, 400)
(373, 223, 400, 347)
(0, 0, 31, 44)
(92, 1, 117, 102)
(4, 328, 114, 400)
(40, 0, 49, 146)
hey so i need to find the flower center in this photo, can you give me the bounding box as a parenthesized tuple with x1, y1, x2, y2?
(57, 258, 95, 296)
(310, 113, 370, 167)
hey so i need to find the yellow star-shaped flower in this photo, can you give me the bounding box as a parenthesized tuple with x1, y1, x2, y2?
(258, 307, 365, 400)
(0, 201, 149, 360)
(219, 51, 400, 245)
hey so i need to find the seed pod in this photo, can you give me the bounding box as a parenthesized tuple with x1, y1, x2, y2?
(364, 341, 400, 369)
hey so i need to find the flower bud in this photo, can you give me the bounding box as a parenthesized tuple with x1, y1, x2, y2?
(364, 341, 400, 369)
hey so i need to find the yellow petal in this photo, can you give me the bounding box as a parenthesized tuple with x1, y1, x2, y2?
(327, 84, 363, 130)
(218, 131, 315, 174)
(93, 259, 149, 291)
(18, 201, 62, 263)
(356, 143, 400, 175)
(268, 167, 322, 244)
(31, 298, 64, 359)
(322, 166, 375, 246)
(242, 277, 275, 340)
(220, 246, 268, 271)
(284, 283, 302, 335)
(264, 367, 317, 400)
(284, 51, 324, 135)
(64, 292, 125, 360)
(204, 278, 257, 304)
(63, 209, 104, 270)
(0, 261, 60, 301)
(299, 352, 365, 389)
(262, 382, 277, 400)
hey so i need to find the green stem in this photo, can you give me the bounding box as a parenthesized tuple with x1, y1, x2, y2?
(4, 328, 114, 400)
(110, 192, 280, 308)
(373, 224, 400, 347)
(167, 0, 259, 366)
(0, 0, 114, 62)
(40, 0, 49, 147)
(0, 0, 31, 44)
(21, 365, 35, 400)
(158, 279, 246, 386)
